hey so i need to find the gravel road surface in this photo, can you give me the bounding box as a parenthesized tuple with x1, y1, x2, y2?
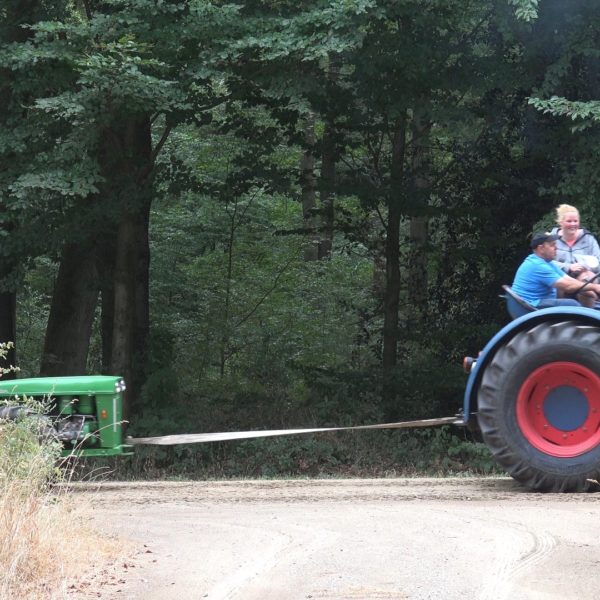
(68, 477, 600, 600)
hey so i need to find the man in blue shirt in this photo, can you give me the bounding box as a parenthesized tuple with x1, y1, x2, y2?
(512, 232, 600, 308)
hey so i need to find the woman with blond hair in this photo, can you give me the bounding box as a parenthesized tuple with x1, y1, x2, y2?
(551, 204, 600, 282)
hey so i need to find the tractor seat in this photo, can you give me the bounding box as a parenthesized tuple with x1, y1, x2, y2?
(501, 285, 538, 320)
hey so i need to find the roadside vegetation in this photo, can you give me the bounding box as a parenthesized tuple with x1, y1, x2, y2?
(0, 412, 125, 599)
(92, 427, 499, 481)
(0, 346, 122, 599)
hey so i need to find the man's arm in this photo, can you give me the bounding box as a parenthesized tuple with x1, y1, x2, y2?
(554, 275, 600, 295)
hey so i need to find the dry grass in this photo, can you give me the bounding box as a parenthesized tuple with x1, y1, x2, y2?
(0, 423, 126, 600)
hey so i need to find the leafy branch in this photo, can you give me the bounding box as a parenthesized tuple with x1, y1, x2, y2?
(508, 0, 539, 22)
(528, 96, 600, 132)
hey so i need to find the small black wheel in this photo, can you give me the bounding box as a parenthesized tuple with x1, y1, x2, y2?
(478, 320, 600, 492)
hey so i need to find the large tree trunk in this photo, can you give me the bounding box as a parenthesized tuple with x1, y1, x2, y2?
(40, 243, 99, 375)
(110, 214, 137, 408)
(106, 116, 153, 421)
(109, 204, 151, 421)
(382, 115, 407, 370)
(113, 204, 150, 418)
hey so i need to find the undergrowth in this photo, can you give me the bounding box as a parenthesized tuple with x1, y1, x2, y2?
(79, 369, 499, 480)
(81, 426, 500, 480)
(0, 399, 123, 599)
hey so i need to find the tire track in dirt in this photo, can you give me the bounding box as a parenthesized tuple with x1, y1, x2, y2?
(201, 524, 294, 600)
(65, 476, 600, 505)
(479, 527, 557, 600)
(390, 503, 563, 600)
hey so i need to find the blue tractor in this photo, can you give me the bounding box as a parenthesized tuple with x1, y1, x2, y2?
(463, 289, 600, 492)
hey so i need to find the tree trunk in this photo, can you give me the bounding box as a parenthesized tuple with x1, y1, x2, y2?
(40, 242, 99, 375)
(0, 293, 17, 378)
(106, 116, 153, 420)
(318, 56, 338, 260)
(110, 214, 137, 417)
(109, 205, 151, 421)
(319, 120, 335, 260)
(407, 112, 431, 311)
(382, 115, 407, 370)
(133, 203, 150, 397)
(383, 202, 402, 370)
(98, 235, 116, 374)
(408, 216, 428, 307)
(301, 114, 319, 262)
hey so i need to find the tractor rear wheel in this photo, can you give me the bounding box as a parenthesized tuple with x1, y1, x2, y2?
(478, 320, 600, 492)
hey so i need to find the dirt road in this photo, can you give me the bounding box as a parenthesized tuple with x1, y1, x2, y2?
(70, 477, 600, 600)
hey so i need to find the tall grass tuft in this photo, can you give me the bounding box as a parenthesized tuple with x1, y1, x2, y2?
(0, 413, 64, 598)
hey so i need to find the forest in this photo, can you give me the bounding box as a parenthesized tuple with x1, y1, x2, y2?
(2, 0, 600, 477)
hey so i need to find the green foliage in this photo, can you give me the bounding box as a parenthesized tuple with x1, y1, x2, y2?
(0, 418, 59, 485)
(509, 0, 539, 22)
(14, 287, 48, 378)
(0, 344, 57, 485)
(96, 427, 498, 479)
(0, 396, 62, 486)
(528, 97, 600, 132)
(150, 183, 378, 392)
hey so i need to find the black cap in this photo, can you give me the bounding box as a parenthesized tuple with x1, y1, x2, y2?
(530, 232, 559, 249)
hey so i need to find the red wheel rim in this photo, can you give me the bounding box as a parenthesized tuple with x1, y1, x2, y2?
(516, 361, 600, 457)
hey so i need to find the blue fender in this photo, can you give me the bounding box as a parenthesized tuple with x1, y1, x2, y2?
(462, 306, 600, 425)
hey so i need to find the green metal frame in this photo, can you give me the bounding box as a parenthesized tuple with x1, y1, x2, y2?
(0, 375, 133, 457)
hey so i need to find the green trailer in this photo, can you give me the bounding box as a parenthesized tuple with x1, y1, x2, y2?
(0, 375, 132, 457)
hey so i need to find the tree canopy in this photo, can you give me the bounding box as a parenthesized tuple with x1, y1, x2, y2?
(3, 0, 600, 474)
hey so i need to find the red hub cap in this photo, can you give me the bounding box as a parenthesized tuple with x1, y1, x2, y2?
(516, 361, 600, 457)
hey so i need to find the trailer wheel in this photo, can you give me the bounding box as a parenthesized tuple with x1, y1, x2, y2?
(478, 320, 600, 492)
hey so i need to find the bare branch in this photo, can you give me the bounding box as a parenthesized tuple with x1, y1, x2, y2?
(150, 123, 173, 165)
